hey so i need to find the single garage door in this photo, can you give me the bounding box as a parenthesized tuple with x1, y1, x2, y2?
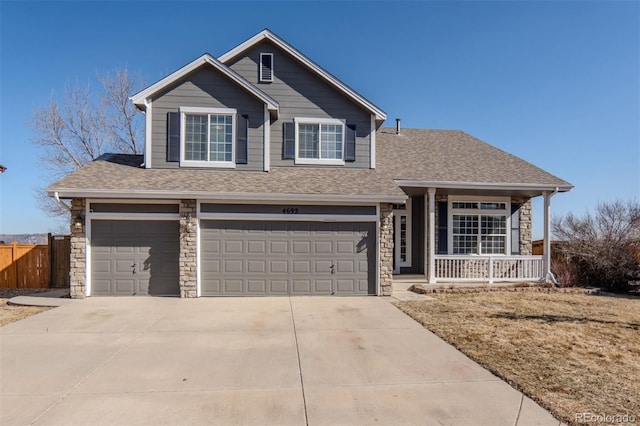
(200, 221, 376, 296)
(91, 220, 179, 296)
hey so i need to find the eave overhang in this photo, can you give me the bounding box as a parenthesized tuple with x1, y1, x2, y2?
(47, 189, 407, 205)
(395, 180, 574, 198)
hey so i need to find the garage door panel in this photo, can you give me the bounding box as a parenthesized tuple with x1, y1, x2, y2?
(92, 260, 111, 273)
(270, 280, 288, 293)
(202, 240, 221, 254)
(223, 260, 243, 273)
(314, 260, 332, 274)
(115, 260, 134, 273)
(270, 260, 288, 273)
(336, 241, 356, 253)
(202, 259, 220, 273)
(115, 279, 136, 293)
(247, 280, 266, 293)
(314, 241, 332, 254)
(224, 280, 243, 293)
(314, 279, 332, 293)
(336, 260, 354, 273)
(292, 261, 311, 273)
(270, 241, 288, 254)
(247, 260, 266, 273)
(200, 220, 375, 296)
(91, 220, 179, 296)
(291, 280, 311, 294)
(336, 280, 355, 292)
(224, 240, 243, 254)
(92, 280, 111, 294)
(247, 240, 266, 253)
(292, 241, 310, 254)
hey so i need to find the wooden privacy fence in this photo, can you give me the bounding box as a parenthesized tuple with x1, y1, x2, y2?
(0, 235, 71, 289)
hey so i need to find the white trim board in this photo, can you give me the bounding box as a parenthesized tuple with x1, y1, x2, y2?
(51, 190, 407, 204)
(198, 213, 377, 222)
(394, 180, 573, 192)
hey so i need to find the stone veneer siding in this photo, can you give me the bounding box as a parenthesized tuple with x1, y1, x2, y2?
(179, 199, 197, 298)
(379, 203, 394, 296)
(69, 198, 86, 299)
(513, 197, 532, 255)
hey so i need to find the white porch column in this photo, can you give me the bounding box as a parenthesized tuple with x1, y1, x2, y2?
(427, 188, 436, 284)
(543, 190, 555, 283)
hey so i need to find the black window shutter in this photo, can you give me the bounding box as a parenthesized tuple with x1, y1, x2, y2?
(510, 202, 521, 255)
(345, 124, 356, 162)
(166, 112, 180, 162)
(437, 201, 448, 254)
(282, 122, 295, 159)
(236, 115, 248, 164)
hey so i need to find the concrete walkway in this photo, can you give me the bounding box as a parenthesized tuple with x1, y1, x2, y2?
(8, 289, 72, 307)
(1, 296, 560, 425)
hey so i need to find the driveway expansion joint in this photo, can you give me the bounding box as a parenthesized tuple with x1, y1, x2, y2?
(289, 296, 309, 426)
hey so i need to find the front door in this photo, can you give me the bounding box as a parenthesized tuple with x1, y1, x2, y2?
(392, 200, 412, 274)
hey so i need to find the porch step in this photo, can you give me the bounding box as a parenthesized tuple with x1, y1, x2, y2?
(392, 281, 414, 292)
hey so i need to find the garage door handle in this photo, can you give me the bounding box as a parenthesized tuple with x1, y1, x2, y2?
(132, 263, 136, 274)
(330, 264, 336, 274)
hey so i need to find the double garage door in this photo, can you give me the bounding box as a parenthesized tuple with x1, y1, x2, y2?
(91, 219, 376, 296)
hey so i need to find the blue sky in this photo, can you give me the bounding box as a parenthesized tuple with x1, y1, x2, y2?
(0, 1, 638, 239)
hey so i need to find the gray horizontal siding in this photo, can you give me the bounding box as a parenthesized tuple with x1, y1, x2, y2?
(227, 41, 372, 169)
(151, 65, 264, 170)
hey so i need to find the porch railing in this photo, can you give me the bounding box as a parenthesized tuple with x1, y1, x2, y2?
(434, 255, 544, 283)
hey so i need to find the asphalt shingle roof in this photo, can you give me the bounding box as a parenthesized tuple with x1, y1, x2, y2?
(47, 154, 406, 201)
(47, 128, 571, 199)
(376, 128, 571, 187)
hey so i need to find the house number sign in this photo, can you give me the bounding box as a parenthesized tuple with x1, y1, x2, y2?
(282, 207, 300, 214)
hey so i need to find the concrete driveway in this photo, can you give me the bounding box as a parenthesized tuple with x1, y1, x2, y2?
(1, 296, 560, 425)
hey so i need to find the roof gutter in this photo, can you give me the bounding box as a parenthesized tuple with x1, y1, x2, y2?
(48, 189, 407, 205)
(394, 180, 574, 193)
(53, 191, 72, 212)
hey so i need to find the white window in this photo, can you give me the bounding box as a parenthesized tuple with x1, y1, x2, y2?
(449, 198, 509, 255)
(180, 107, 236, 168)
(294, 117, 345, 165)
(393, 199, 412, 274)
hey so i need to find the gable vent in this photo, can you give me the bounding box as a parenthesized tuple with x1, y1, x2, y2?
(260, 53, 273, 82)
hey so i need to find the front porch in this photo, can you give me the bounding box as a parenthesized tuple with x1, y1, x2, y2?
(387, 184, 565, 287)
(392, 255, 544, 291)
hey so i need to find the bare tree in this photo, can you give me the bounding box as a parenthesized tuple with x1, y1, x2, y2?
(552, 200, 640, 291)
(99, 69, 144, 154)
(30, 70, 144, 217)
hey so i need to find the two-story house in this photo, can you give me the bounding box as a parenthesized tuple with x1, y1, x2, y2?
(47, 29, 572, 298)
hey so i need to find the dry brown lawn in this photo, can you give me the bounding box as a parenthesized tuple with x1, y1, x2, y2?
(396, 291, 640, 426)
(0, 289, 51, 326)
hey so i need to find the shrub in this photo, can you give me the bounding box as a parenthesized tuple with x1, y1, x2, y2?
(552, 200, 640, 291)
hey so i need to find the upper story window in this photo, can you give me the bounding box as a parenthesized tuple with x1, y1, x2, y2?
(449, 198, 509, 255)
(180, 107, 236, 168)
(259, 53, 273, 82)
(294, 117, 345, 165)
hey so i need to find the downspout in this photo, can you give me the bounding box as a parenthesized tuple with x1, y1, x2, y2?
(54, 192, 72, 212)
